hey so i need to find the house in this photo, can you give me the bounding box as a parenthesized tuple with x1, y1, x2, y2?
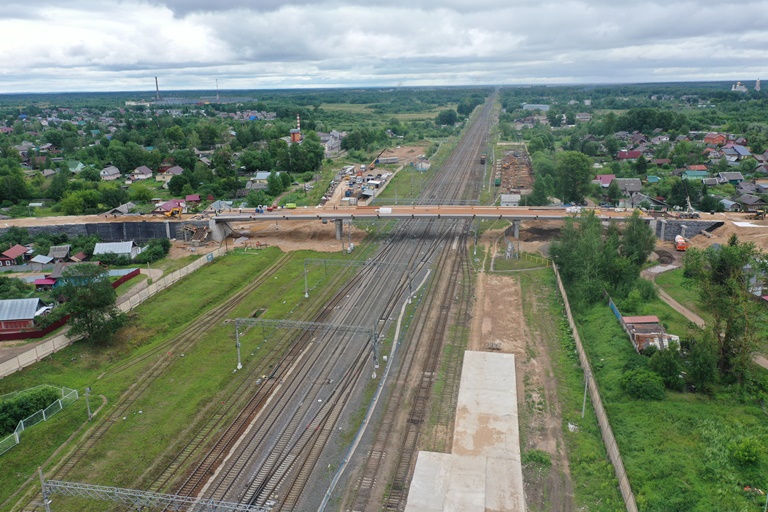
(736, 194, 767, 209)
(646, 176, 661, 184)
(206, 200, 232, 213)
(686, 164, 708, 172)
(617, 150, 642, 161)
(105, 202, 136, 216)
(154, 199, 185, 214)
(702, 178, 720, 186)
(48, 245, 71, 262)
(67, 161, 86, 174)
(592, 174, 615, 188)
(720, 199, 741, 211)
(93, 241, 141, 260)
(0, 298, 47, 332)
(622, 315, 676, 352)
(737, 182, 758, 195)
(185, 194, 201, 204)
(48, 261, 102, 286)
(69, 252, 88, 263)
(575, 113, 592, 123)
(0, 244, 29, 266)
(34, 278, 56, 291)
(100, 165, 121, 181)
(614, 178, 643, 195)
(130, 165, 153, 181)
(733, 145, 752, 160)
(165, 165, 184, 176)
(29, 254, 54, 271)
(717, 172, 744, 184)
(704, 133, 727, 145)
(682, 170, 710, 181)
(41, 169, 57, 178)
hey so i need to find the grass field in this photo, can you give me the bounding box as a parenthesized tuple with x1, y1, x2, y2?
(574, 297, 768, 511)
(0, 246, 372, 510)
(653, 268, 713, 324)
(320, 103, 455, 121)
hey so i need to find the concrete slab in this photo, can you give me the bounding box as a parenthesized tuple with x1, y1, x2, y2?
(406, 452, 452, 512)
(405, 351, 525, 512)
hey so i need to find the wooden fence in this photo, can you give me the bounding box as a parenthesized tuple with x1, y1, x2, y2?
(552, 264, 638, 512)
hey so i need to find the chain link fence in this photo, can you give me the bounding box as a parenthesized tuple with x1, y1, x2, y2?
(0, 386, 79, 456)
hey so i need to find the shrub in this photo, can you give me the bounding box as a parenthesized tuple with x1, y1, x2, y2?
(0, 387, 61, 436)
(523, 449, 552, 468)
(649, 343, 684, 390)
(621, 368, 665, 400)
(729, 438, 760, 466)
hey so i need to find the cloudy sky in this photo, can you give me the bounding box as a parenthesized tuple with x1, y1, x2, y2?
(1, 0, 767, 93)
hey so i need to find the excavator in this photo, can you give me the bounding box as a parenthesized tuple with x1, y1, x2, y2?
(164, 207, 182, 219)
(746, 208, 766, 220)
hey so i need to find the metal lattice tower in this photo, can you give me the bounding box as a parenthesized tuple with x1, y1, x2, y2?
(233, 318, 379, 372)
(41, 478, 268, 512)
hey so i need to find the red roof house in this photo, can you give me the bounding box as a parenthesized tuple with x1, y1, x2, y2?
(0, 244, 29, 266)
(617, 150, 642, 160)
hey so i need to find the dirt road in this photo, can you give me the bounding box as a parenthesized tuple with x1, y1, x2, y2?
(469, 269, 574, 511)
(642, 265, 768, 371)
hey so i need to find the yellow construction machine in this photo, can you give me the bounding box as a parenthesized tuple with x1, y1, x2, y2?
(164, 207, 182, 218)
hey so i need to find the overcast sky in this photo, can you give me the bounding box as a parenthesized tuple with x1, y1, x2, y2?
(1, 0, 767, 93)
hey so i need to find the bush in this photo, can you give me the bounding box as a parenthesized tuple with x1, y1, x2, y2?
(621, 368, 666, 400)
(523, 449, 552, 468)
(729, 438, 760, 466)
(134, 239, 171, 264)
(649, 343, 684, 391)
(0, 387, 61, 436)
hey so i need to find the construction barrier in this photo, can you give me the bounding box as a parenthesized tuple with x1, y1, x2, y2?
(0, 246, 229, 379)
(552, 264, 638, 512)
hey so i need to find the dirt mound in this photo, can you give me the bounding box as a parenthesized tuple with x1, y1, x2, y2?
(230, 220, 366, 253)
(520, 225, 561, 242)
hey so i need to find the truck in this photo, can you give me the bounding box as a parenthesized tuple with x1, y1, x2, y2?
(674, 235, 689, 251)
(480, 154, 487, 164)
(285, 203, 297, 209)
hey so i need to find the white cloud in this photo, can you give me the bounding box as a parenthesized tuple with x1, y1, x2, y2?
(0, 0, 766, 92)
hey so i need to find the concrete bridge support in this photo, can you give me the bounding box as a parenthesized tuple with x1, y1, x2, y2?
(659, 220, 667, 241)
(335, 219, 343, 240)
(209, 219, 232, 242)
(513, 219, 520, 239)
(680, 224, 688, 238)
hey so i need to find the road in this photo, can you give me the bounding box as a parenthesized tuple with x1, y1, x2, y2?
(642, 265, 768, 371)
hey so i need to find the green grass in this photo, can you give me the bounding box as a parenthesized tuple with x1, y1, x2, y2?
(574, 299, 768, 511)
(0, 247, 360, 510)
(653, 268, 713, 324)
(493, 254, 550, 271)
(519, 269, 624, 511)
(114, 273, 148, 295)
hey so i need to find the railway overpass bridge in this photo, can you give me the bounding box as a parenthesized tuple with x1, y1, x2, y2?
(208, 205, 656, 241)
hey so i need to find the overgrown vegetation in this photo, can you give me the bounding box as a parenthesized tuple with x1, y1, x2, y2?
(0, 386, 60, 436)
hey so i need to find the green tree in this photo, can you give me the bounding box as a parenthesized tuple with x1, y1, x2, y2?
(164, 125, 185, 149)
(683, 235, 766, 383)
(620, 210, 656, 267)
(267, 171, 284, 196)
(634, 154, 648, 174)
(59, 264, 126, 343)
(48, 171, 70, 201)
(606, 180, 622, 204)
(130, 184, 153, 203)
(436, 109, 458, 126)
(556, 151, 593, 203)
(604, 136, 619, 157)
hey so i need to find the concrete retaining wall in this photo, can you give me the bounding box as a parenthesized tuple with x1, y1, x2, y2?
(654, 219, 722, 241)
(0, 220, 209, 243)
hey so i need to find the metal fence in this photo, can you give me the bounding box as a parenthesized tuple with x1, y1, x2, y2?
(0, 386, 79, 456)
(0, 246, 229, 379)
(552, 264, 638, 512)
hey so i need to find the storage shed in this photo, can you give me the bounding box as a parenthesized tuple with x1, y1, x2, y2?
(93, 241, 141, 260)
(0, 298, 45, 332)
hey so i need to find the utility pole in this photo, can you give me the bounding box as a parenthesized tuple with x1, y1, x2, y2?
(39, 468, 51, 512)
(235, 324, 242, 370)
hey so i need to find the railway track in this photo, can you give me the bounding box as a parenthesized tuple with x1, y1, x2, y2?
(342, 93, 495, 511)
